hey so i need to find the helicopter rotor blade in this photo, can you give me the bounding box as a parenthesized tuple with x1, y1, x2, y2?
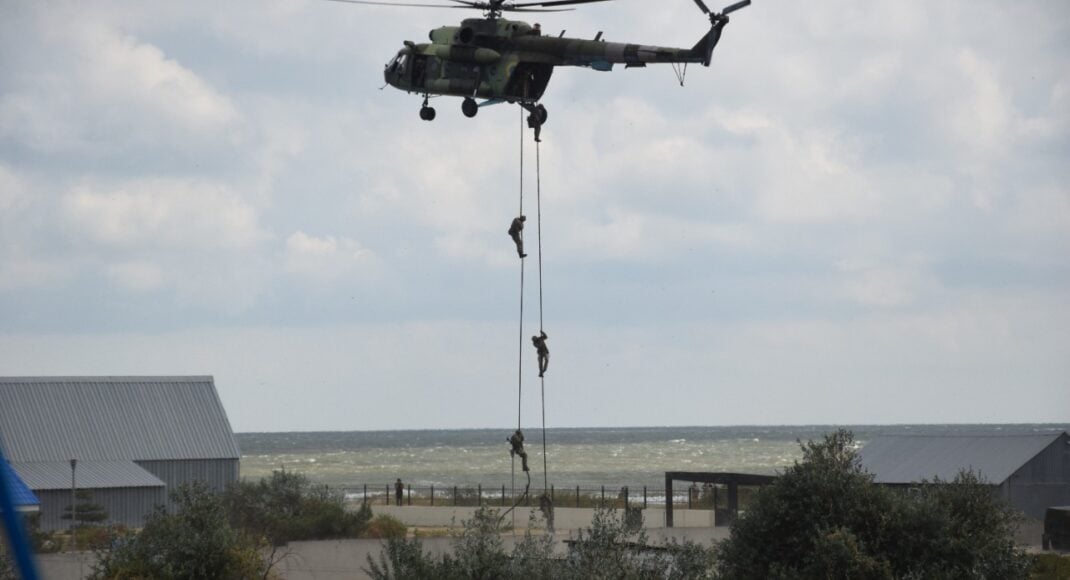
(692, 0, 711, 14)
(721, 0, 751, 15)
(322, 0, 472, 8)
(507, 0, 612, 8)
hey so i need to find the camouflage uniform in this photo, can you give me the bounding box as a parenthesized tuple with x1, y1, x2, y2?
(532, 331, 549, 377)
(508, 216, 527, 258)
(509, 429, 529, 472)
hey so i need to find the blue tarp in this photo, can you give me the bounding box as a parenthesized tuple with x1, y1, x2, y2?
(0, 457, 38, 509)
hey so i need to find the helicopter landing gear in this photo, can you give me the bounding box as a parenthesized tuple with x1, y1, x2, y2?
(419, 96, 436, 121)
(462, 97, 479, 118)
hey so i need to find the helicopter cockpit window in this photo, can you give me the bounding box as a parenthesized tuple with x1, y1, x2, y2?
(387, 53, 410, 75)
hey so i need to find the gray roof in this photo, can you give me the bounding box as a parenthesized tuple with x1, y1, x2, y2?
(12, 460, 165, 490)
(858, 432, 1066, 485)
(0, 376, 240, 462)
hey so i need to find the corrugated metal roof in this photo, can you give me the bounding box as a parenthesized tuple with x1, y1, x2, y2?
(858, 432, 1065, 485)
(11, 460, 165, 490)
(2, 457, 40, 507)
(0, 376, 240, 462)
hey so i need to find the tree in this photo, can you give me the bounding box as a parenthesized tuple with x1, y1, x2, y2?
(90, 482, 266, 580)
(223, 468, 371, 547)
(714, 429, 1032, 580)
(62, 490, 108, 526)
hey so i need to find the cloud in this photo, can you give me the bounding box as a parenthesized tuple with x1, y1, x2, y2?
(0, 5, 237, 155)
(836, 258, 936, 308)
(106, 261, 166, 292)
(0, 164, 26, 212)
(283, 231, 379, 282)
(61, 179, 267, 250)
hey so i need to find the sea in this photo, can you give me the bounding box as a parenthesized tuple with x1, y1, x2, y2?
(236, 424, 1068, 497)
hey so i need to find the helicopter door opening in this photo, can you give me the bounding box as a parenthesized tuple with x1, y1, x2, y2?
(411, 55, 429, 89)
(505, 63, 553, 102)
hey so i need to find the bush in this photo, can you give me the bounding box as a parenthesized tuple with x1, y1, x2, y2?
(1033, 552, 1070, 580)
(714, 429, 1032, 580)
(365, 506, 717, 580)
(223, 468, 372, 546)
(90, 482, 267, 580)
(74, 524, 126, 551)
(365, 515, 407, 539)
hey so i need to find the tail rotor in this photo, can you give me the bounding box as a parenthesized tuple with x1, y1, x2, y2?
(690, 0, 750, 66)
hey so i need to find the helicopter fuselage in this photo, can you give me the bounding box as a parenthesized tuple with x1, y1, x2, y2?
(384, 14, 728, 118)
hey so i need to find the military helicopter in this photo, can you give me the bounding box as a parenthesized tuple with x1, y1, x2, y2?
(329, 0, 751, 121)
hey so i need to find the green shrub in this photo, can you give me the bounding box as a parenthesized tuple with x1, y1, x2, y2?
(223, 468, 372, 546)
(365, 514, 407, 539)
(365, 506, 717, 580)
(1033, 552, 1070, 580)
(715, 430, 1032, 580)
(90, 482, 267, 580)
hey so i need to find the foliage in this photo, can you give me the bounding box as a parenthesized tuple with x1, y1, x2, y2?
(365, 514, 408, 539)
(74, 524, 127, 551)
(90, 482, 267, 580)
(366, 506, 718, 580)
(1032, 553, 1070, 580)
(714, 429, 1032, 580)
(223, 468, 372, 547)
(62, 489, 108, 525)
(0, 544, 12, 580)
(22, 512, 60, 554)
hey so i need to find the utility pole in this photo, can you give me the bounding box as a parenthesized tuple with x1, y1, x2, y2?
(69, 458, 77, 552)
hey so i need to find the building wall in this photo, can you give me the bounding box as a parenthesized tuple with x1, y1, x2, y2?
(137, 458, 239, 492)
(31, 459, 239, 530)
(1007, 434, 1070, 519)
(137, 458, 240, 510)
(34, 487, 166, 531)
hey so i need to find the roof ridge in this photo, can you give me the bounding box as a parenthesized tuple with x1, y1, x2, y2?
(0, 376, 214, 383)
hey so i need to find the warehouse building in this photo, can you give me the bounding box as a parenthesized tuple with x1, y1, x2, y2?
(0, 376, 240, 530)
(859, 431, 1070, 519)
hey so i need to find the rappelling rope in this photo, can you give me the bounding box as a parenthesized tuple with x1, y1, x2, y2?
(501, 106, 553, 529)
(508, 107, 526, 528)
(536, 138, 548, 492)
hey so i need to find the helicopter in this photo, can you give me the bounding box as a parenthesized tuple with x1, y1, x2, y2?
(329, 0, 751, 121)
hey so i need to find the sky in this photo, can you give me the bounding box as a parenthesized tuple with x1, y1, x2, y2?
(0, 0, 1068, 432)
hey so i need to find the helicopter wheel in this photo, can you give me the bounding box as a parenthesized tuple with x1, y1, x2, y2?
(462, 97, 478, 118)
(419, 106, 436, 121)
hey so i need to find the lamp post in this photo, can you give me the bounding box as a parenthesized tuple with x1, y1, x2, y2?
(69, 459, 77, 551)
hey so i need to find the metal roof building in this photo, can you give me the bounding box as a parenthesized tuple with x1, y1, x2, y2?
(0, 376, 240, 530)
(859, 431, 1070, 519)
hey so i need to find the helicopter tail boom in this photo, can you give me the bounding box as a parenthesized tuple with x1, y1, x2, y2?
(689, 18, 726, 67)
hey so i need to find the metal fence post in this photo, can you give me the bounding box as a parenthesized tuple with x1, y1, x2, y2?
(453, 486, 458, 506)
(643, 486, 647, 509)
(623, 486, 629, 509)
(601, 485, 605, 508)
(363, 484, 367, 505)
(550, 484, 554, 504)
(501, 485, 506, 507)
(576, 485, 580, 508)
(431, 484, 435, 506)
(478, 484, 482, 507)
(386, 484, 390, 506)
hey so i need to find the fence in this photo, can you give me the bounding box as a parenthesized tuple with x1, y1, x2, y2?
(346, 483, 749, 511)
